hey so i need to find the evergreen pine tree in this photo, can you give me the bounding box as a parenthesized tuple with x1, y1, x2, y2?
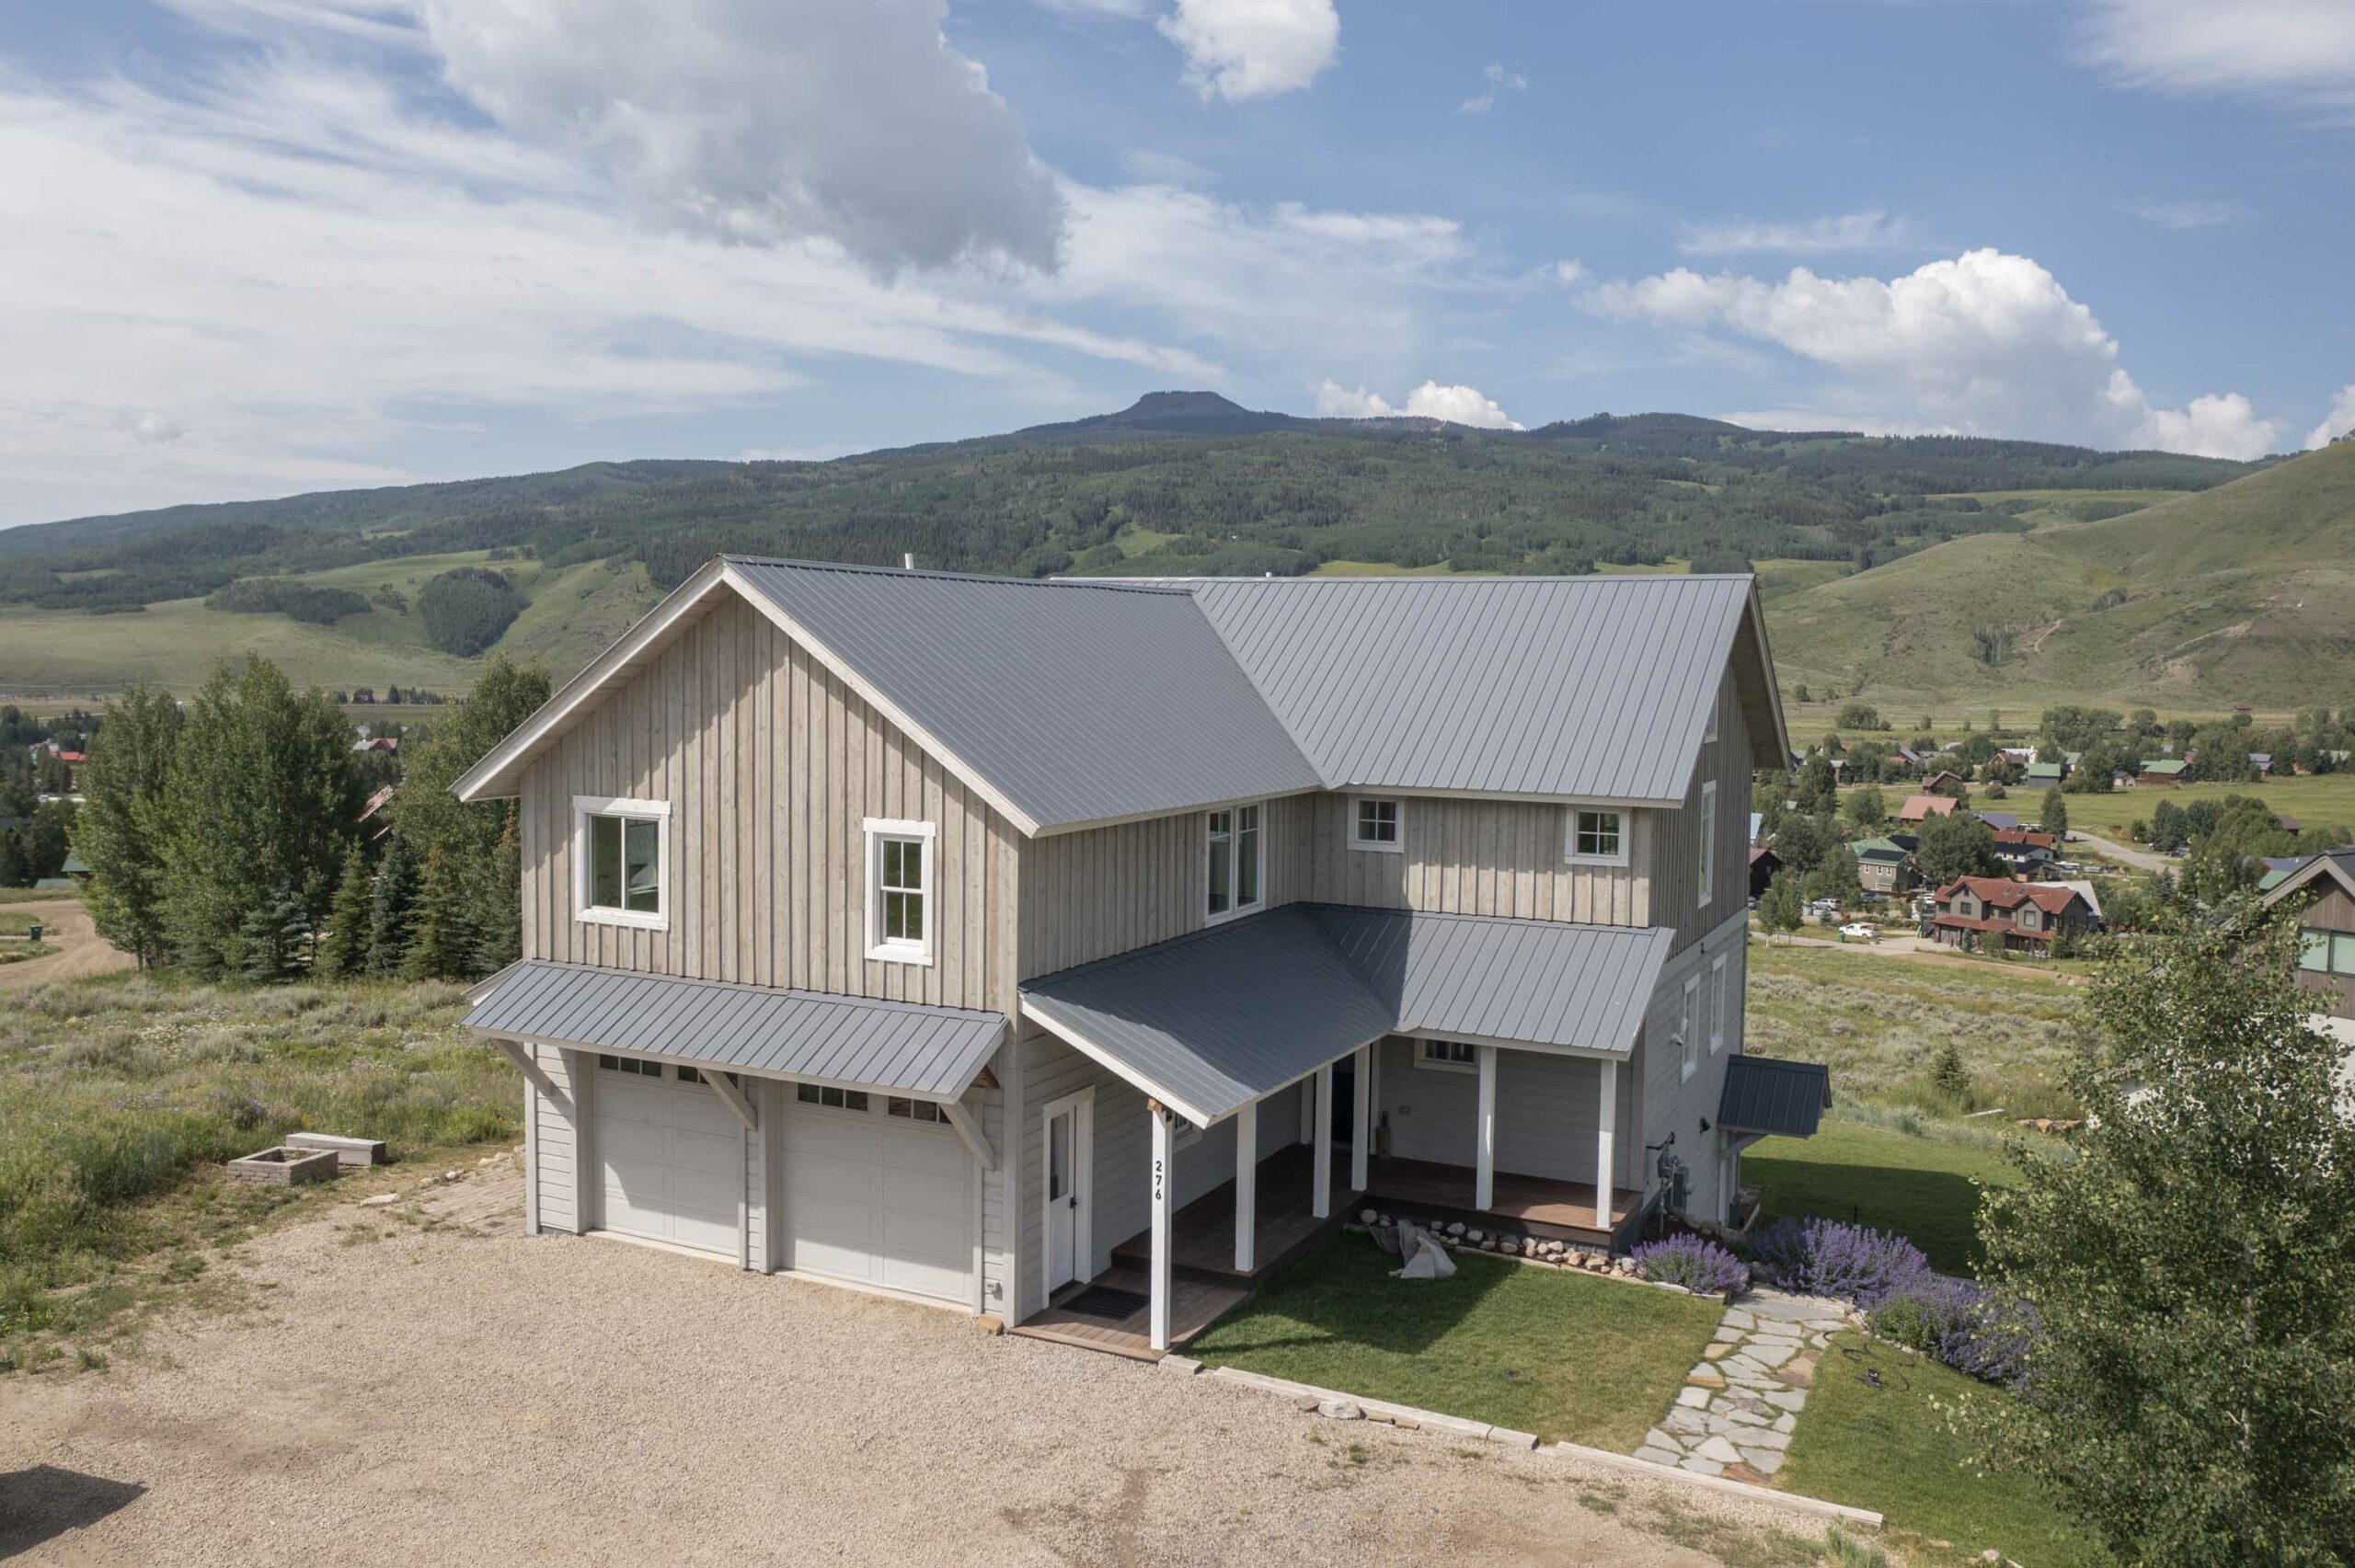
(403, 841, 473, 981)
(315, 842, 373, 980)
(237, 883, 312, 984)
(366, 834, 419, 977)
(75, 683, 181, 968)
(470, 817, 523, 975)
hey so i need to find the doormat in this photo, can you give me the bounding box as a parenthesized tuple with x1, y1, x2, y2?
(1063, 1285, 1151, 1322)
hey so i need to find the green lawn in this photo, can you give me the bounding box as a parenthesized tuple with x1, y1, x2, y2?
(1189, 1232, 1723, 1451)
(1744, 1120, 2016, 1276)
(2051, 773, 2355, 841)
(1783, 1333, 2105, 1565)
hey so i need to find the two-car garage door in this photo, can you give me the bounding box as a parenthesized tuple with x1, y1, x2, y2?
(588, 1057, 973, 1310)
(783, 1090, 973, 1308)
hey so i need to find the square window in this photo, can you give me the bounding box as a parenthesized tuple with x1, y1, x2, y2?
(675, 1065, 704, 1084)
(1569, 809, 1625, 864)
(576, 797, 669, 928)
(1352, 797, 1402, 852)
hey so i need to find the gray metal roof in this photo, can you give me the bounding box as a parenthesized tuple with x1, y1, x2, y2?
(464, 961, 1005, 1099)
(728, 558, 1322, 832)
(1184, 575, 1757, 803)
(1020, 904, 1671, 1125)
(1717, 1055, 1832, 1139)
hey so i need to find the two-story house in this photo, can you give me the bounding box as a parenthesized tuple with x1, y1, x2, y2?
(454, 558, 1816, 1358)
(1925, 876, 2097, 956)
(2262, 850, 2355, 1021)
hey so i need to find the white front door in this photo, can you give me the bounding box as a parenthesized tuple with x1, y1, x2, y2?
(1042, 1090, 1092, 1297)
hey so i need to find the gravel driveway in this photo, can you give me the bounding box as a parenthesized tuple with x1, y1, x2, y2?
(2, 1173, 1830, 1566)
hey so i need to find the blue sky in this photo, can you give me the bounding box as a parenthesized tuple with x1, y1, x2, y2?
(5, 0, 2353, 525)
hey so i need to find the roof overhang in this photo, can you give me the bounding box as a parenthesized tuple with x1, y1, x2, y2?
(1019, 905, 1671, 1127)
(2262, 853, 2355, 911)
(465, 961, 1006, 1102)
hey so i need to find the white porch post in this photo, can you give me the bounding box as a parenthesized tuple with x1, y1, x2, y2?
(1234, 1100, 1258, 1274)
(1149, 1102, 1175, 1352)
(1312, 1064, 1334, 1219)
(1475, 1045, 1498, 1212)
(1350, 1043, 1371, 1194)
(1595, 1058, 1618, 1230)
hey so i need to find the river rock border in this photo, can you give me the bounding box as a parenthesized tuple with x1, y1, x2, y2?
(1355, 1207, 1649, 1284)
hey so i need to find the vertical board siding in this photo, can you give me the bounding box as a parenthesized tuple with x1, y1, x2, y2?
(517, 595, 1016, 1010)
(1377, 1036, 1636, 1189)
(1647, 677, 1755, 956)
(1307, 793, 1648, 926)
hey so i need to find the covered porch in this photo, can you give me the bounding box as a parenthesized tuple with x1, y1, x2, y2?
(1016, 905, 1673, 1358)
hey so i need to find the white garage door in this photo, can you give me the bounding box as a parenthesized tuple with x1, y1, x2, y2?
(592, 1057, 743, 1259)
(783, 1087, 973, 1308)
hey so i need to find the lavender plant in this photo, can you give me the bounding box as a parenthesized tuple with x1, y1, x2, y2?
(1744, 1217, 1931, 1309)
(1630, 1233, 1750, 1297)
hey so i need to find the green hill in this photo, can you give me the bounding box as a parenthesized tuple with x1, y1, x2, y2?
(1771, 441, 2355, 712)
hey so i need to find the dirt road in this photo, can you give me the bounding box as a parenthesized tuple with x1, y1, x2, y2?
(0, 898, 135, 989)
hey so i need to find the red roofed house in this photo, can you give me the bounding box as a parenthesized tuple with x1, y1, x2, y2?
(1988, 826, 2058, 878)
(1896, 793, 1960, 827)
(1927, 876, 2097, 956)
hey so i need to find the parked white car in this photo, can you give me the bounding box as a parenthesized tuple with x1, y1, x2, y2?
(1837, 921, 1879, 941)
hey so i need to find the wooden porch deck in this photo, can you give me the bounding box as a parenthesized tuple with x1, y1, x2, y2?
(1008, 1265, 1251, 1362)
(1366, 1154, 1644, 1247)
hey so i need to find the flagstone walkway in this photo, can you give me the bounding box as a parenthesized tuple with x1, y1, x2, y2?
(1631, 1288, 1850, 1484)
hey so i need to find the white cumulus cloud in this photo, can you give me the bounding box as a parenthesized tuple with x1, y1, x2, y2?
(2307, 383, 2355, 450)
(1312, 378, 1522, 429)
(1459, 61, 1528, 114)
(1676, 211, 1924, 257)
(1158, 0, 1339, 100)
(1584, 248, 2280, 459)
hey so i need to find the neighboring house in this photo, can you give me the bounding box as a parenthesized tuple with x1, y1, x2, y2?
(350, 736, 400, 754)
(2261, 850, 2355, 1022)
(2250, 752, 2274, 776)
(1988, 827, 2058, 879)
(2139, 759, 2189, 785)
(1920, 770, 1965, 797)
(1896, 793, 1960, 827)
(451, 558, 1813, 1358)
(62, 852, 90, 883)
(2022, 760, 2065, 787)
(1925, 876, 2098, 956)
(1974, 811, 2019, 832)
(1849, 838, 1917, 895)
(357, 784, 396, 841)
(1748, 845, 1780, 901)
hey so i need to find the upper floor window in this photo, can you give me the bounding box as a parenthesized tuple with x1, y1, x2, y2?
(1206, 802, 1263, 922)
(1698, 782, 1718, 907)
(1567, 808, 1626, 866)
(2302, 929, 2355, 975)
(575, 795, 669, 930)
(865, 818, 936, 965)
(1352, 797, 1403, 853)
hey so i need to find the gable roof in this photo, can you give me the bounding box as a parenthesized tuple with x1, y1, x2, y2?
(455, 557, 1786, 833)
(1898, 794, 1959, 820)
(1935, 876, 2085, 914)
(2261, 849, 2355, 911)
(1019, 905, 1671, 1126)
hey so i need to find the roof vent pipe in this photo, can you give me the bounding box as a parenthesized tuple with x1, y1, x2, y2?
(903, 553, 915, 570)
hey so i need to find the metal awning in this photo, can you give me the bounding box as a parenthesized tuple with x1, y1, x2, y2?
(1019, 905, 1673, 1127)
(464, 961, 1006, 1100)
(1717, 1055, 1832, 1139)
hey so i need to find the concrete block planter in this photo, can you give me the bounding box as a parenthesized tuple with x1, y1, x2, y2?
(226, 1145, 340, 1186)
(284, 1131, 389, 1168)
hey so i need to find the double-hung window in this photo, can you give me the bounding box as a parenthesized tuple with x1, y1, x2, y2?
(1351, 797, 1402, 853)
(1697, 781, 1718, 908)
(865, 818, 936, 965)
(575, 796, 669, 929)
(1567, 807, 1626, 865)
(1206, 802, 1264, 922)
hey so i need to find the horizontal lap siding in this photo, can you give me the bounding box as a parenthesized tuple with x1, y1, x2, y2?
(531, 1044, 586, 1235)
(1307, 793, 1649, 925)
(1635, 903, 1751, 1223)
(517, 595, 1017, 1011)
(1376, 1036, 1635, 1188)
(1017, 793, 1312, 979)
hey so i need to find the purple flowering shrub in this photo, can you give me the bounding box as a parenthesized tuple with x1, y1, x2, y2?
(1870, 1276, 2037, 1387)
(1631, 1234, 1750, 1297)
(1744, 1217, 1931, 1309)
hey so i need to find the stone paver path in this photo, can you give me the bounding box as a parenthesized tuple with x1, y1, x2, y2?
(1631, 1289, 1849, 1484)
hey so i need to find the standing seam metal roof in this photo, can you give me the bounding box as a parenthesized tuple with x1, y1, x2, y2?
(463, 961, 1007, 1099)
(1018, 904, 1673, 1125)
(1717, 1055, 1832, 1139)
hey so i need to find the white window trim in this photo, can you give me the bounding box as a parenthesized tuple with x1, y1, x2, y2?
(1697, 781, 1718, 908)
(1565, 806, 1631, 868)
(1203, 800, 1268, 926)
(573, 795, 672, 932)
(794, 1081, 875, 1117)
(1709, 954, 1729, 1054)
(864, 817, 937, 967)
(1680, 975, 1701, 1082)
(1415, 1038, 1479, 1075)
(1350, 795, 1405, 854)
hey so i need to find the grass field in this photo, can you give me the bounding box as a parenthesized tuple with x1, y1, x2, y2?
(1742, 1119, 2021, 1276)
(1782, 1333, 2105, 1565)
(1191, 1231, 1724, 1451)
(0, 975, 512, 1366)
(1745, 938, 2083, 1118)
(2046, 773, 2355, 840)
